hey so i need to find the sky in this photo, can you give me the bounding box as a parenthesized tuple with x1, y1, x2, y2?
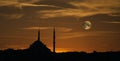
(0, 0, 120, 52)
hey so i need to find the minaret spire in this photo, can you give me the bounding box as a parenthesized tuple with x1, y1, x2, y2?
(38, 29, 40, 41)
(53, 27, 56, 53)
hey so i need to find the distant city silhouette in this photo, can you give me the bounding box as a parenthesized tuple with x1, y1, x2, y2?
(0, 30, 120, 61)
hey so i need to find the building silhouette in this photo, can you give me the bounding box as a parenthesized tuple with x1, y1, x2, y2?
(26, 30, 53, 61)
(28, 30, 51, 54)
(0, 29, 120, 61)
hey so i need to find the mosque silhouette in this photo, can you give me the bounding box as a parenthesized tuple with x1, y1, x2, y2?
(0, 29, 120, 61)
(0, 29, 55, 61)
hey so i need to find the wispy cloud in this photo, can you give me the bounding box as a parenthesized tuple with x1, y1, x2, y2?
(36, 0, 120, 18)
(70, 0, 120, 8)
(2, 14, 23, 19)
(38, 8, 114, 18)
(0, 0, 62, 20)
(103, 21, 120, 24)
(23, 27, 72, 32)
(0, 0, 60, 9)
(56, 27, 72, 32)
(18, 0, 40, 3)
(0, 0, 40, 6)
(58, 31, 120, 39)
(23, 27, 52, 30)
(0, 0, 18, 6)
(58, 32, 86, 39)
(1, 0, 119, 19)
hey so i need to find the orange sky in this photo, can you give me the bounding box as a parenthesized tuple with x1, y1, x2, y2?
(0, 0, 120, 52)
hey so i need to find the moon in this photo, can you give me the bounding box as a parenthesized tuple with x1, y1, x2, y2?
(83, 21, 92, 30)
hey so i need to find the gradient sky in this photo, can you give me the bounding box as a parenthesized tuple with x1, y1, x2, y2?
(0, 0, 120, 52)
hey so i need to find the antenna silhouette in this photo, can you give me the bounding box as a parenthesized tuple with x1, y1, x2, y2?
(38, 29, 40, 41)
(53, 27, 56, 53)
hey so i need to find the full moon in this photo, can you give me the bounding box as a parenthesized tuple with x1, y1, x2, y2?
(83, 21, 92, 30)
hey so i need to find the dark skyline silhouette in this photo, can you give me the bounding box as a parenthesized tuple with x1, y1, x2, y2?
(0, 30, 120, 61)
(0, 0, 120, 61)
(0, 0, 120, 52)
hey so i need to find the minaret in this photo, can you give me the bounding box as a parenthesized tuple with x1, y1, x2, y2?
(38, 30, 40, 41)
(53, 28, 56, 53)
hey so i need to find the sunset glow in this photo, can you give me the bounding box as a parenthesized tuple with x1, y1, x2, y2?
(55, 48, 71, 53)
(0, 0, 120, 52)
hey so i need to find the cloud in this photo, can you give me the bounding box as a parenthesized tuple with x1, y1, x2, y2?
(70, 0, 120, 7)
(0, 0, 39, 6)
(0, 0, 62, 21)
(23, 27, 72, 32)
(18, 0, 40, 3)
(58, 32, 86, 39)
(38, 8, 115, 18)
(35, 0, 120, 18)
(1, 0, 119, 20)
(70, 1, 120, 11)
(23, 27, 52, 30)
(1, 14, 23, 19)
(0, 0, 18, 6)
(58, 31, 120, 40)
(56, 27, 72, 32)
(103, 21, 120, 24)
(33, 0, 77, 8)
(0, 0, 60, 10)
(109, 13, 120, 16)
